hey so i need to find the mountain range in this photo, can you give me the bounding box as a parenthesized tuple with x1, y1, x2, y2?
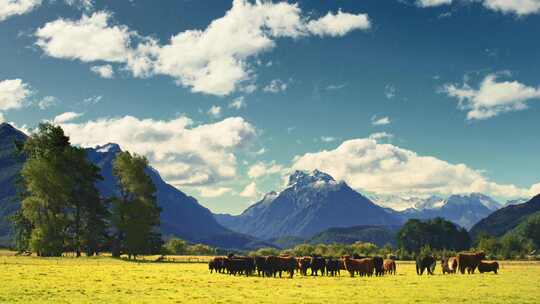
(0, 123, 270, 250)
(2, 123, 533, 250)
(470, 194, 540, 240)
(214, 170, 404, 240)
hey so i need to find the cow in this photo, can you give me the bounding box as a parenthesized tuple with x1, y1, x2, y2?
(342, 256, 374, 277)
(441, 257, 458, 274)
(209, 257, 226, 274)
(265, 256, 296, 278)
(255, 256, 269, 277)
(383, 259, 396, 275)
(325, 258, 341, 276)
(373, 256, 384, 276)
(416, 255, 436, 275)
(457, 252, 485, 274)
(296, 257, 311, 276)
(224, 256, 255, 276)
(478, 261, 499, 274)
(310, 256, 326, 276)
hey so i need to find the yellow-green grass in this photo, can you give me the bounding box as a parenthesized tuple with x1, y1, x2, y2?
(0, 255, 539, 304)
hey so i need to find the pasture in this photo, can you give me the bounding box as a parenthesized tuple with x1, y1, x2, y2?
(0, 254, 539, 303)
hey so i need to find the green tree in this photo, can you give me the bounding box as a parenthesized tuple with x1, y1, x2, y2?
(111, 151, 161, 259)
(523, 214, 540, 249)
(17, 123, 107, 257)
(397, 218, 471, 254)
(164, 238, 187, 255)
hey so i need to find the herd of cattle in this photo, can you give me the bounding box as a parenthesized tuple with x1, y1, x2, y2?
(208, 252, 498, 278)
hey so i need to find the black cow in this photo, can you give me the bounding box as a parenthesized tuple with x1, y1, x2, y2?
(310, 256, 326, 276)
(416, 255, 436, 275)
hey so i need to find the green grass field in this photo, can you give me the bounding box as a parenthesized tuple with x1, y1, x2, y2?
(0, 254, 539, 303)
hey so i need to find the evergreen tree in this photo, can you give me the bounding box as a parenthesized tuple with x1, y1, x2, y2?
(111, 151, 161, 259)
(18, 123, 106, 256)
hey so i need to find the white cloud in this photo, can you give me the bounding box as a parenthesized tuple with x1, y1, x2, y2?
(59, 115, 256, 186)
(198, 186, 232, 198)
(35, 11, 132, 62)
(240, 182, 259, 198)
(37, 95, 59, 109)
(35, 1, 370, 96)
(0, 112, 4, 123)
(371, 116, 391, 126)
(326, 83, 347, 91)
(90, 64, 115, 78)
(53, 111, 83, 123)
(263, 79, 288, 93)
(385, 84, 396, 99)
(443, 73, 540, 120)
(483, 0, 540, 16)
(248, 161, 283, 178)
(292, 137, 531, 199)
(63, 0, 93, 11)
(530, 183, 540, 197)
(416, 0, 452, 7)
(0, 79, 32, 111)
(369, 132, 394, 141)
(207, 105, 222, 119)
(0, 0, 41, 22)
(306, 10, 370, 36)
(229, 96, 246, 110)
(320, 136, 338, 143)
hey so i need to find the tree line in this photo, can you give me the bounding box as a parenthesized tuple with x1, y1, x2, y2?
(10, 123, 161, 258)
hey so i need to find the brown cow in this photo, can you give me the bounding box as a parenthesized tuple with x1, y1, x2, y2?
(296, 257, 311, 276)
(265, 256, 296, 278)
(342, 256, 374, 277)
(442, 257, 458, 274)
(478, 261, 499, 274)
(383, 259, 396, 275)
(457, 252, 485, 274)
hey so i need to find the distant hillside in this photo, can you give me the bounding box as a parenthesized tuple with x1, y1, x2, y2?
(0, 123, 26, 246)
(0, 124, 269, 250)
(308, 225, 398, 247)
(470, 194, 540, 240)
(215, 170, 403, 240)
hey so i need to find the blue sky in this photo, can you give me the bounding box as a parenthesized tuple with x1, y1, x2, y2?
(1, 0, 540, 214)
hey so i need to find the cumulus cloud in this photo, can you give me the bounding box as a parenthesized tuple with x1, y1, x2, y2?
(292, 137, 531, 199)
(34, 1, 371, 96)
(530, 182, 540, 197)
(198, 186, 232, 198)
(248, 161, 284, 178)
(0, 0, 41, 22)
(320, 136, 338, 143)
(90, 64, 114, 78)
(371, 116, 391, 126)
(38, 95, 59, 109)
(0, 78, 32, 111)
(306, 10, 370, 36)
(240, 182, 259, 198)
(53, 111, 83, 123)
(59, 115, 256, 186)
(443, 73, 540, 120)
(35, 11, 132, 62)
(263, 79, 288, 93)
(369, 132, 394, 141)
(483, 0, 540, 16)
(416, 0, 452, 7)
(229, 96, 246, 110)
(207, 105, 222, 119)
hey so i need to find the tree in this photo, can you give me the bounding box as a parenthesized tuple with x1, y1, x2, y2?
(523, 214, 540, 249)
(164, 238, 187, 255)
(397, 218, 471, 254)
(17, 123, 107, 256)
(111, 151, 161, 259)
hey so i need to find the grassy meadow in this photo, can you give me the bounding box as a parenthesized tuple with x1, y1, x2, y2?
(0, 253, 539, 304)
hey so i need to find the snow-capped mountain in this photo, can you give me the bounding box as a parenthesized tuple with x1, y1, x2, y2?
(401, 193, 500, 229)
(214, 170, 403, 239)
